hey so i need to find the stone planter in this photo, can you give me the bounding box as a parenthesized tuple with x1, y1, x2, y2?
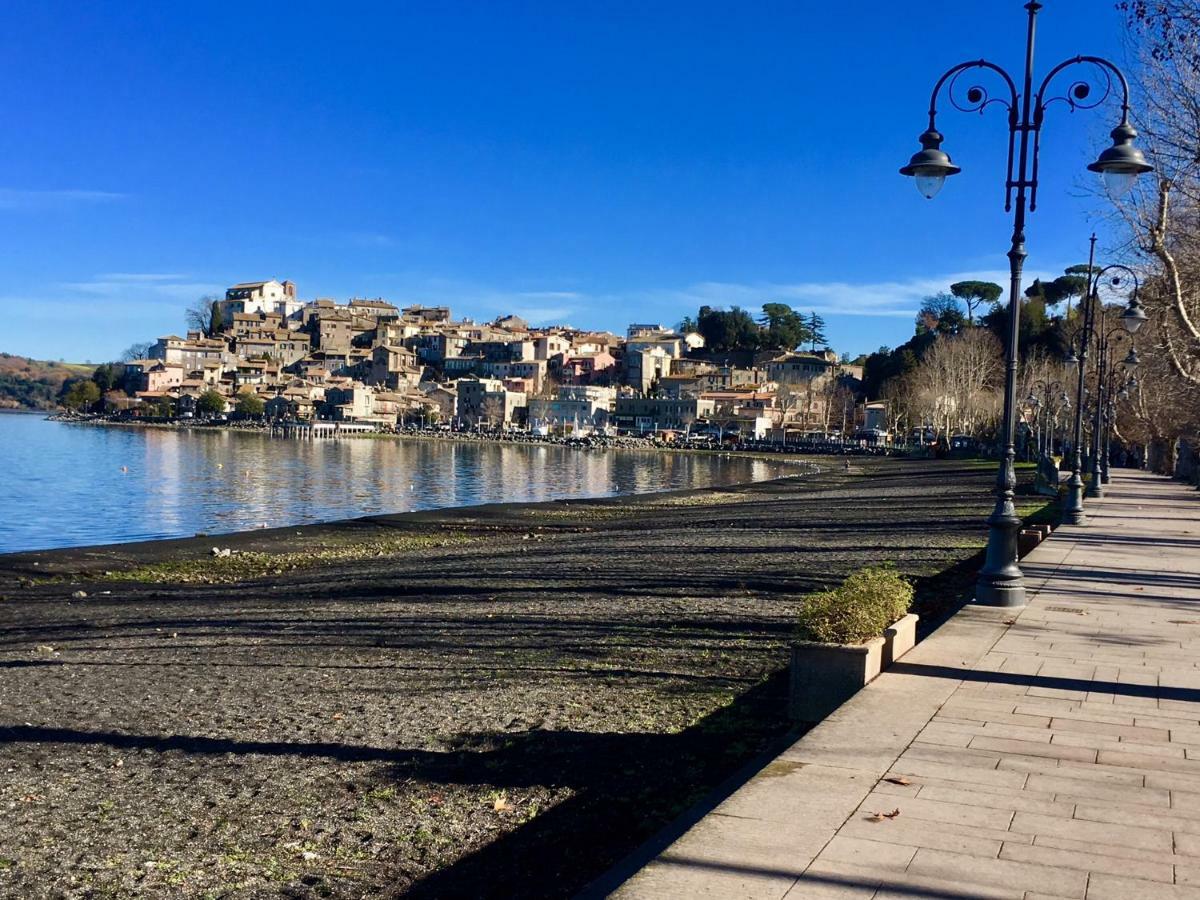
(1017, 528, 1042, 558)
(883, 612, 919, 668)
(789, 613, 920, 722)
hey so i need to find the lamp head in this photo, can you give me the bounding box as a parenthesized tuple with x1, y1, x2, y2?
(1121, 295, 1147, 334)
(1088, 122, 1153, 199)
(1123, 346, 1140, 372)
(900, 128, 962, 199)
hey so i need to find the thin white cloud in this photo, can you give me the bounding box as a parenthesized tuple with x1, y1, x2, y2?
(350, 270, 1068, 335)
(509, 306, 576, 325)
(95, 273, 190, 282)
(369, 276, 585, 325)
(343, 231, 399, 248)
(56, 274, 223, 302)
(646, 269, 1063, 319)
(0, 189, 127, 211)
(517, 291, 582, 301)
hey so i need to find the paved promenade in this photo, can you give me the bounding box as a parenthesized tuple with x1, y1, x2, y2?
(613, 471, 1200, 899)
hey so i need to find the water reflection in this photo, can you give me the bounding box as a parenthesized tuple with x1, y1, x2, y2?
(0, 415, 792, 553)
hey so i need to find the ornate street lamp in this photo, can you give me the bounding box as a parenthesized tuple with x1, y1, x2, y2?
(1090, 322, 1138, 494)
(1030, 379, 1065, 460)
(1063, 246, 1144, 512)
(899, 2, 1151, 607)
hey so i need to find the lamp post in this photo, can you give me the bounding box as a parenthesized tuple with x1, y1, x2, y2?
(899, 2, 1152, 606)
(1026, 378, 1068, 502)
(1103, 369, 1138, 483)
(1063, 249, 1145, 514)
(1057, 391, 1071, 456)
(1087, 324, 1139, 498)
(1028, 379, 1065, 458)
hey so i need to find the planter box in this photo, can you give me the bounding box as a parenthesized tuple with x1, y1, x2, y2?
(1017, 528, 1041, 558)
(789, 614, 920, 722)
(883, 612, 919, 668)
(789, 637, 884, 722)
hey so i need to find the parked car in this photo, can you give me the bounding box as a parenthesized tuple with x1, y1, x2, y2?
(950, 434, 981, 452)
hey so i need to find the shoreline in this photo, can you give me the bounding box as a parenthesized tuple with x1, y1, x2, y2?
(0, 459, 836, 579)
(2, 416, 836, 559)
(47, 413, 898, 458)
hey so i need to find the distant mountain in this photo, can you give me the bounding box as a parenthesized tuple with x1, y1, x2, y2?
(0, 353, 95, 410)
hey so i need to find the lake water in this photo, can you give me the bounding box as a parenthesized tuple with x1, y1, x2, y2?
(0, 414, 794, 554)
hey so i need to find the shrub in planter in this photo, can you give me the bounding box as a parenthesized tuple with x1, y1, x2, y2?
(795, 567, 914, 645)
(790, 567, 916, 722)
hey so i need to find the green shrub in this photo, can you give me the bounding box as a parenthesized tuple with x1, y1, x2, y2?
(796, 567, 914, 644)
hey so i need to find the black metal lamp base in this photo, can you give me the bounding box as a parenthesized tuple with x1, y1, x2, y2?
(975, 507, 1027, 608)
(976, 576, 1027, 607)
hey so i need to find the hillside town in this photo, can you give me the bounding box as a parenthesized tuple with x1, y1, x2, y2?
(96, 278, 884, 441)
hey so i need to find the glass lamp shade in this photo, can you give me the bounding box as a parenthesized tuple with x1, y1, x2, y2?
(915, 172, 947, 200)
(1123, 348, 1140, 372)
(1063, 352, 1079, 371)
(1102, 169, 1138, 200)
(900, 128, 960, 200)
(1088, 122, 1153, 201)
(1121, 300, 1147, 334)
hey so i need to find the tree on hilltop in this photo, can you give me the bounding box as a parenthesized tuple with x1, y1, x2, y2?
(759, 303, 812, 351)
(806, 311, 828, 352)
(186, 295, 223, 337)
(950, 281, 1003, 324)
(915, 293, 965, 335)
(121, 342, 153, 361)
(696, 305, 761, 354)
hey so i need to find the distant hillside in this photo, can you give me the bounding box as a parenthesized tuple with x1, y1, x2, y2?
(0, 353, 95, 410)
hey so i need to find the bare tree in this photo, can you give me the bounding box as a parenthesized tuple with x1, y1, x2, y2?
(1097, 8, 1200, 474)
(185, 295, 223, 337)
(1113, 14, 1200, 385)
(120, 342, 153, 361)
(774, 381, 805, 427)
(878, 375, 918, 441)
(1113, 299, 1200, 471)
(906, 329, 1004, 438)
(481, 396, 505, 429)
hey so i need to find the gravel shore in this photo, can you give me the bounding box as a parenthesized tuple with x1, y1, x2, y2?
(0, 457, 1033, 899)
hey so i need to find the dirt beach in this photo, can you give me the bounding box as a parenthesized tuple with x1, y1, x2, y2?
(0, 457, 1033, 898)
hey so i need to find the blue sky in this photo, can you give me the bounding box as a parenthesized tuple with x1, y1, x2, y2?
(0, 1, 1136, 362)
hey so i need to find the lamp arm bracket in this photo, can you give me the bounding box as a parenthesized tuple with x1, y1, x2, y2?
(926, 60, 1019, 128)
(1092, 263, 1141, 296)
(1034, 55, 1132, 125)
(1028, 56, 1130, 213)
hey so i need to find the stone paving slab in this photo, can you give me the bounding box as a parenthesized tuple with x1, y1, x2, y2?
(610, 472, 1200, 899)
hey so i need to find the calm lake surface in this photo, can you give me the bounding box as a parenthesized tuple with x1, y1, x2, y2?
(0, 414, 794, 553)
